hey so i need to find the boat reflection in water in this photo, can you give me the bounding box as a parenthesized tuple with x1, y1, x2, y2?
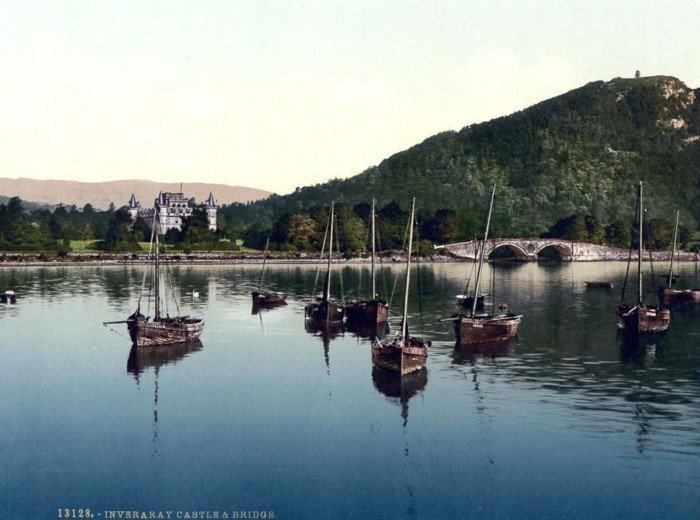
(251, 302, 287, 315)
(127, 339, 204, 378)
(452, 338, 513, 364)
(617, 332, 665, 364)
(346, 321, 390, 342)
(372, 366, 427, 427)
(126, 339, 203, 456)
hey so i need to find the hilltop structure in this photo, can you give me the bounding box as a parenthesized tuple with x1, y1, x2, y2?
(124, 191, 217, 233)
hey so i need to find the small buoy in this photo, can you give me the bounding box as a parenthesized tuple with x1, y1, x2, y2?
(498, 302, 508, 310)
(192, 290, 199, 298)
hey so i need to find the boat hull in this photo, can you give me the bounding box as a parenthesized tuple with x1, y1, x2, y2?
(128, 317, 205, 347)
(657, 287, 700, 304)
(305, 300, 344, 323)
(344, 299, 389, 325)
(371, 336, 429, 375)
(453, 314, 521, 345)
(251, 291, 288, 305)
(585, 281, 614, 289)
(617, 305, 670, 333)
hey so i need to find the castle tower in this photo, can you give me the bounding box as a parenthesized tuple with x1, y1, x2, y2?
(205, 191, 217, 231)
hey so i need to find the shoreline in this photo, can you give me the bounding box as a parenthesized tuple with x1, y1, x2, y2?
(0, 251, 697, 267)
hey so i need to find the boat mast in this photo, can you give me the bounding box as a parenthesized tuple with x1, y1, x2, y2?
(668, 209, 679, 288)
(371, 198, 376, 299)
(402, 198, 416, 343)
(637, 182, 643, 306)
(259, 238, 270, 293)
(322, 202, 335, 305)
(154, 205, 161, 320)
(472, 184, 496, 316)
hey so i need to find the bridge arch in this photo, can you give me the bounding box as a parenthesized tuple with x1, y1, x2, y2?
(535, 242, 573, 260)
(488, 242, 530, 261)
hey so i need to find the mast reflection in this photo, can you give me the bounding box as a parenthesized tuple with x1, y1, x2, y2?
(304, 320, 344, 372)
(371, 365, 428, 427)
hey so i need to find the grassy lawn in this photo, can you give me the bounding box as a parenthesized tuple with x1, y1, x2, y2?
(4, 239, 261, 255)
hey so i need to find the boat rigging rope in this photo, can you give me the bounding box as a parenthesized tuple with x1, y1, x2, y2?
(620, 195, 640, 305)
(375, 218, 389, 301)
(388, 209, 412, 309)
(460, 238, 479, 305)
(334, 216, 346, 306)
(139, 222, 157, 307)
(645, 220, 657, 305)
(311, 214, 330, 300)
(103, 324, 131, 340)
(164, 258, 181, 316)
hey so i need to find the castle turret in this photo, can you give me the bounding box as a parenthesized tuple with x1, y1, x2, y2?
(205, 192, 217, 231)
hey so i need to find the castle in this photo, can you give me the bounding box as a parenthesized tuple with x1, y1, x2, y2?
(124, 191, 217, 234)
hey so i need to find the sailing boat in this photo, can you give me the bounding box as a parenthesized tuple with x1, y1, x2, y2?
(345, 199, 389, 325)
(105, 203, 205, 347)
(657, 209, 700, 304)
(251, 238, 288, 305)
(452, 185, 521, 345)
(372, 198, 430, 375)
(617, 182, 671, 333)
(305, 202, 345, 323)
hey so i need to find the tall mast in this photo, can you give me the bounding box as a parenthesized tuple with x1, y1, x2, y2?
(371, 198, 376, 299)
(472, 184, 496, 316)
(637, 182, 643, 306)
(668, 209, 679, 288)
(154, 205, 161, 320)
(402, 198, 416, 342)
(259, 238, 270, 293)
(322, 202, 335, 304)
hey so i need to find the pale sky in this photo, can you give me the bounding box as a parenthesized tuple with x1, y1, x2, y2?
(0, 0, 698, 195)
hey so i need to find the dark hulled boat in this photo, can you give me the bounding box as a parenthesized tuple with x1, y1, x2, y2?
(345, 199, 389, 325)
(372, 198, 429, 376)
(305, 202, 345, 324)
(617, 182, 670, 334)
(251, 238, 288, 306)
(452, 185, 522, 346)
(106, 203, 204, 347)
(656, 209, 699, 305)
(585, 281, 614, 289)
(1, 290, 17, 303)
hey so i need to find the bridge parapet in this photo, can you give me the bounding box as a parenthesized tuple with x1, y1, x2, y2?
(436, 239, 699, 262)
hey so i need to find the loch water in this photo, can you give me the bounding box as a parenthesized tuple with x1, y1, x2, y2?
(0, 262, 698, 519)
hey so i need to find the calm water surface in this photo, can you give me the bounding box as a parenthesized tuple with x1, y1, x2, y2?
(0, 261, 698, 519)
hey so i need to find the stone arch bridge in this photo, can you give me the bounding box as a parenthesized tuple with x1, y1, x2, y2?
(435, 239, 695, 262)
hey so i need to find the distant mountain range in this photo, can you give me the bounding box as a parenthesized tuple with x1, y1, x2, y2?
(0, 178, 270, 210)
(235, 75, 700, 235)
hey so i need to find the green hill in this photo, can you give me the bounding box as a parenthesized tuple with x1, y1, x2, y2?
(226, 75, 700, 238)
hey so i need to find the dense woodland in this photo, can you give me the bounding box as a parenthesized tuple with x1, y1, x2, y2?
(2, 75, 699, 254)
(221, 75, 700, 243)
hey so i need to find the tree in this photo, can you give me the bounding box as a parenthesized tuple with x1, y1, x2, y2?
(102, 209, 141, 251)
